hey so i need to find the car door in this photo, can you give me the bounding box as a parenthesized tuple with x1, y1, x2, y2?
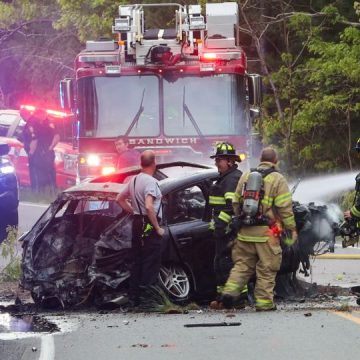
(166, 184, 216, 298)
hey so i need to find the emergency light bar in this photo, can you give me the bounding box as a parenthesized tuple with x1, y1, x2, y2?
(78, 54, 118, 63)
(20, 104, 36, 112)
(200, 51, 242, 62)
(20, 105, 70, 118)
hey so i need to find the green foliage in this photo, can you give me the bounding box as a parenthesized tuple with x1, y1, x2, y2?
(261, 1, 360, 174)
(0, 226, 21, 282)
(340, 190, 355, 211)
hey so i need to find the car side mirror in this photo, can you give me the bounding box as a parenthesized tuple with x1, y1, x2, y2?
(0, 143, 10, 156)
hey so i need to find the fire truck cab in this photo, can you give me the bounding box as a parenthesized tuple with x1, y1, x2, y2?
(60, 2, 262, 181)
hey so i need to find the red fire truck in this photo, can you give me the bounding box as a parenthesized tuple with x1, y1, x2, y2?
(60, 2, 261, 181)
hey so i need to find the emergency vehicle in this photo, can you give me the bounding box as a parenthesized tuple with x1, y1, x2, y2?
(0, 106, 77, 189)
(60, 2, 262, 181)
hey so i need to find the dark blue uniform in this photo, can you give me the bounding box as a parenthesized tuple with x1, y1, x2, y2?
(23, 118, 58, 192)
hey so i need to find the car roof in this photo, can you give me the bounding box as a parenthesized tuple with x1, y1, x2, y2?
(159, 169, 218, 195)
(63, 166, 218, 198)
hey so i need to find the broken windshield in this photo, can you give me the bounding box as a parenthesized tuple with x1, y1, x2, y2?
(163, 74, 247, 136)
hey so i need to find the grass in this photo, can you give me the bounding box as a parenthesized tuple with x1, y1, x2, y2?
(0, 226, 21, 282)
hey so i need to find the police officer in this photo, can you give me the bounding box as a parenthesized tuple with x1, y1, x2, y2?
(344, 138, 360, 220)
(21, 111, 38, 192)
(222, 147, 297, 311)
(208, 142, 243, 309)
(22, 108, 60, 192)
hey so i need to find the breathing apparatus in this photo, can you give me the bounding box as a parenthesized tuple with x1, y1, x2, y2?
(242, 171, 264, 225)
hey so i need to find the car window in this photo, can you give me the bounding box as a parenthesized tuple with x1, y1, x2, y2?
(74, 199, 123, 217)
(167, 185, 206, 224)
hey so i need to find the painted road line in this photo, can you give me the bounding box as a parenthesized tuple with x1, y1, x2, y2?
(332, 311, 360, 326)
(39, 334, 55, 360)
(315, 254, 360, 260)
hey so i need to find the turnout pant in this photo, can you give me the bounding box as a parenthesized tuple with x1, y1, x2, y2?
(213, 233, 233, 293)
(130, 215, 162, 300)
(223, 238, 282, 309)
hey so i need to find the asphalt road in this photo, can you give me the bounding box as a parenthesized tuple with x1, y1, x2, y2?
(1, 308, 360, 360)
(1, 202, 360, 360)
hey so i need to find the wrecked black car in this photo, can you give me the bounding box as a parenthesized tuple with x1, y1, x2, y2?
(20, 163, 338, 308)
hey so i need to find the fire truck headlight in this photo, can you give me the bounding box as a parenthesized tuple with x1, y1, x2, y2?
(86, 154, 101, 167)
(101, 166, 116, 176)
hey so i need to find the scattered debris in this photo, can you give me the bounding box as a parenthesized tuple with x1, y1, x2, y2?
(225, 314, 235, 318)
(161, 344, 176, 348)
(32, 347, 37, 352)
(304, 312, 312, 317)
(338, 303, 351, 312)
(196, 310, 203, 314)
(123, 320, 129, 325)
(131, 343, 149, 348)
(184, 322, 241, 328)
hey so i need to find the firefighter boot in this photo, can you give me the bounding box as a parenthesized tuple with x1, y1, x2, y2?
(221, 294, 235, 309)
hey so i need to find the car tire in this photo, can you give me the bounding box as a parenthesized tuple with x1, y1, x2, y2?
(158, 263, 191, 303)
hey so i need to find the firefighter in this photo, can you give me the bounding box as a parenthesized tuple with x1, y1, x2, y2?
(208, 142, 243, 309)
(344, 138, 360, 220)
(21, 111, 38, 192)
(221, 147, 297, 311)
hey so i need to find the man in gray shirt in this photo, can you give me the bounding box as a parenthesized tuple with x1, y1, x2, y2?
(117, 150, 164, 305)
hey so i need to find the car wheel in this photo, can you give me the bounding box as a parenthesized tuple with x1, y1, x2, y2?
(158, 264, 191, 302)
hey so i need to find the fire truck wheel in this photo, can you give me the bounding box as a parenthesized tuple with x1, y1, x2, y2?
(158, 264, 191, 303)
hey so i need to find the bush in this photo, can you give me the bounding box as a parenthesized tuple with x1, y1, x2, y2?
(0, 225, 21, 282)
(340, 191, 356, 211)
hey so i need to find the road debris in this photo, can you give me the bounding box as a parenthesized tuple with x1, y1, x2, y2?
(304, 312, 312, 317)
(131, 343, 149, 348)
(123, 320, 129, 325)
(32, 347, 37, 352)
(184, 322, 241, 328)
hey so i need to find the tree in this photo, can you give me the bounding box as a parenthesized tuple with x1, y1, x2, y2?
(0, 0, 81, 107)
(236, 1, 360, 173)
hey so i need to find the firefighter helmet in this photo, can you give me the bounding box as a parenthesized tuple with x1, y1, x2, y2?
(210, 142, 241, 162)
(355, 138, 360, 153)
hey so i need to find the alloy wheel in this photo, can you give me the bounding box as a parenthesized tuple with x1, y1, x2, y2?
(158, 264, 190, 300)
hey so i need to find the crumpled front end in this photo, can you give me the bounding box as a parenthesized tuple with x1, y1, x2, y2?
(21, 193, 134, 309)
